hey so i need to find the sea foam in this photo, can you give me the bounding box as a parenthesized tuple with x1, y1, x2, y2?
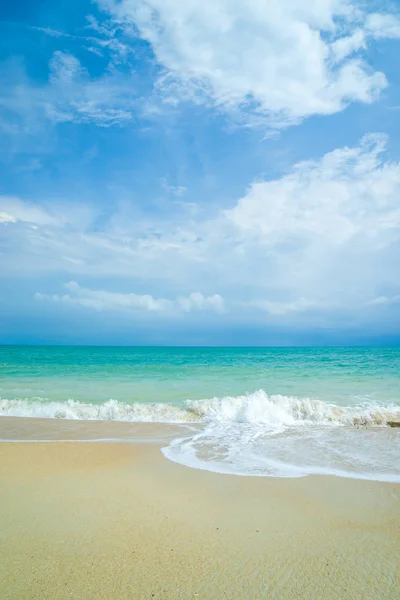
(0, 397, 193, 422)
(1, 391, 399, 481)
(1, 390, 398, 427)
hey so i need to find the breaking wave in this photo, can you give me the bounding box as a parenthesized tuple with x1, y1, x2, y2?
(1, 390, 399, 481)
(187, 391, 399, 427)
(0, 397, 193, 422)
(1, 390, 399, 427)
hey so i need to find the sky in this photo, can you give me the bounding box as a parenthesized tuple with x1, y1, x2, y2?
(0, 0, 400, 346)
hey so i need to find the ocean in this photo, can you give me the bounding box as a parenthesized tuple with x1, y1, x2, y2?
(1, 345, 399, 481)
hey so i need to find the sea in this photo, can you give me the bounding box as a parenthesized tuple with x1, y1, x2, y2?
(0, 345, 399, 482)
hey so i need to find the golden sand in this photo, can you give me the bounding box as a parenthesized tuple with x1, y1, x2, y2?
(0, 420, 399, 599)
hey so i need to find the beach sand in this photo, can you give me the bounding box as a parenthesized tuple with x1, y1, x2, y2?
(0, 418, 399, 599)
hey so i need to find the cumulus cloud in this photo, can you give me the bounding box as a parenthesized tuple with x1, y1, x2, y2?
(223, 133, 400, 320)
(178, 292, 225, 313)
(2, 2, 400, 138)
(226, 134, 400, 244)
(98, 0, 400, 125)
(36, 282, 224, 315)
(331, 29, 367, 63)
(365, 13, 400, 38)
(2, 134, 400, 329)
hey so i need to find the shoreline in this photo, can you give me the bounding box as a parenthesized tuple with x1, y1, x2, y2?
(1, 423, 400, 599)
(0, 414, 195, 442)
(1, 415, 399, 483)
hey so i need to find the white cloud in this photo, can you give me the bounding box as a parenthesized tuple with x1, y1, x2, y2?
(2, 134, 400, 329)
(365, 13, 400, 38)
(250, 297, 318, 316)
(0, 196, 95, 228)
(98, 0, 400, 125)
(46, 51, 136, 126)
(36, 282, 224, 315)
(0, 197, 60, 226)
(3, 2, 399, 137)
(219, 133, 400, 324)
(178, 292, 225, 313)
(365, 295, 400, 306)
(0, 212, 16, 224)
(161, 180, 187, 197)
(331, 29, 366, 63)
(0, 51, 138, 132)
(226, 134, 400, 245)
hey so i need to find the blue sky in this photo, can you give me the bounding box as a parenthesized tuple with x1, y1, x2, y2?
(1, 0, 400, 345)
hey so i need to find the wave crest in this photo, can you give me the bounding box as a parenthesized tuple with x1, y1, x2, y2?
(188, 390, 399, 426)
(0, 398, 194, 423)
(0, 390, 399, 427)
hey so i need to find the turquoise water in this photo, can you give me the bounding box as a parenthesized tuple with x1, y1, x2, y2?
(1, 346, 399, 480)
(1, 345, 399, 405)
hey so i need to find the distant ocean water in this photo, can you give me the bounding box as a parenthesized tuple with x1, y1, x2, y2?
(1, 346, 399, 481)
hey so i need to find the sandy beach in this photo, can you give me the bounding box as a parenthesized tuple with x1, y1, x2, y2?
(0, 418, 399, 599)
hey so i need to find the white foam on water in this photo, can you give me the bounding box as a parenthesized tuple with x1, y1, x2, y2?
(1, 390, 398, 426)
(1, 390, 399, 482)
(186, 390, 399, 427)
(0, 397, 195, 422)
(162, 424, 400, 483)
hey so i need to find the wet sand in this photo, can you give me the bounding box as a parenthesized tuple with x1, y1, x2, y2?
(0, 418, 399, 599)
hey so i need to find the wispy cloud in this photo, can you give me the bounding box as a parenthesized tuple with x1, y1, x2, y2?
(0, 52, 140, 140)
(0, 19, 131, 62)
(36, 282, 224, 315)
(1, 133, 399, 330)
(249, 298, 319, 316)
(365, 295, 400, 306)
(46, 51, 137, 126)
